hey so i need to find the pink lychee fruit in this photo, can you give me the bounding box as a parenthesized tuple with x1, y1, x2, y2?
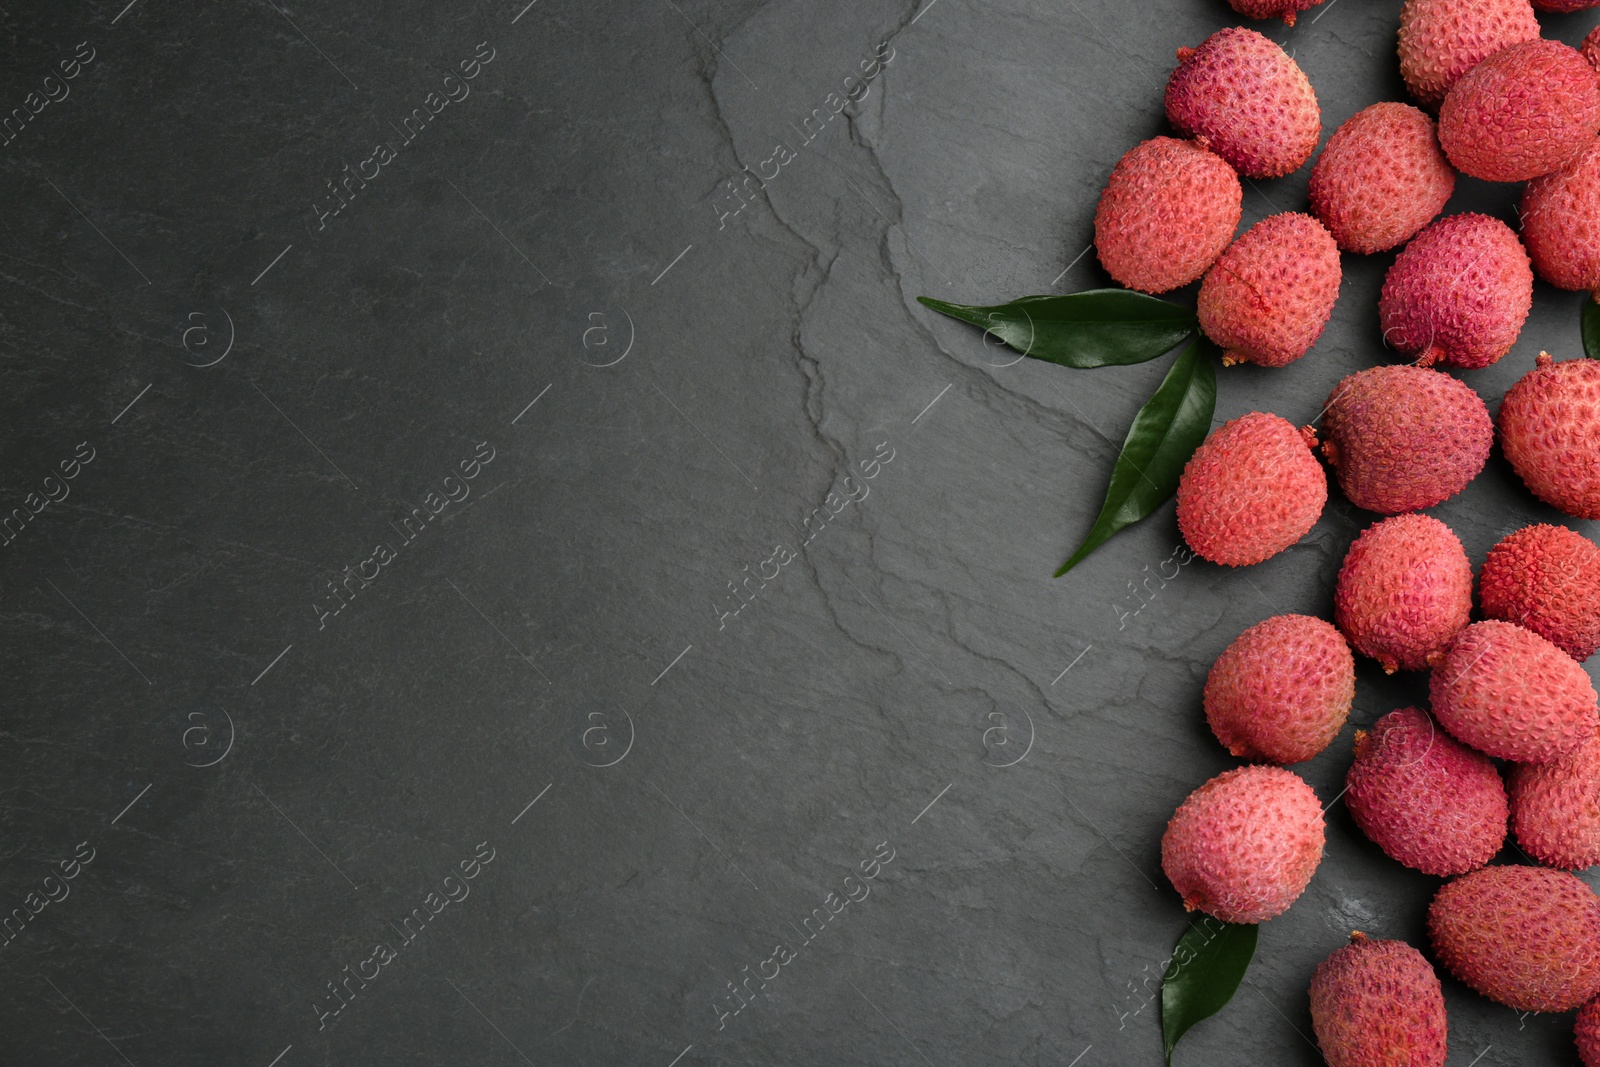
(1479, 524, 1600, 662)
(1429, 865, 1600, 1012)
(1204, 614, 1355, 764)
(1309, 103, 1455, 254)
(1521, 140, 1600, 300)
(1309, 933, 1448, 1067)
(1320, 365, 1491, 514)
(1499, 352, 1600, 520)
(1378, 213, 1532, 371)
(1397, 0, 1540, 109)
(1579, 997, 1600, 1067)
(1511, 726, 1600, 870)
(1161, 765, 1324, 924)
(1226, 0, 1325, 23)
(1438, 39, 1600, 182)
(1165, 28, 1321, 179)
(1430, 620, 1600, 763)
(1345, 707, 1507, 876)
(1334, 514, 1472, 673)
(1094, 137, 1242, 294)
(1176, 413, 1328, 567)
(1198, 213, 1342, 368)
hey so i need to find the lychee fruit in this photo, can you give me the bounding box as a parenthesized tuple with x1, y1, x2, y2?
(1378, 213, 1533, 370)
(1161, 765, 1324, 924)
(1397, 0, 1540, 109)
(1226, 0, 1324, 23)
(1198, 213, 1342, 367)
(1534, 0, 1600, 10)
(1308, 933, 1448, 1067)
(1438, 39, 1600, 183)
(1521, 140, 1600, 300)
(1585, 26, 1600, 71)
(1479, 524, 1600, 661)
(1204, 614, 1355, 764)
(1176, 413, 1328, 567)
(1309, 103, 1456, 254)
(1165, 28, 1321, 179)
(1094, 137, 1242, 294)
(1430, 620, 1600, 763)
(1510, 726, 1600, 870)
(1334, 514, 1472, 673)
(1345, 707, 1507, 876)
(1499, 352, 1600, 520)
(1579, 998, 1600, 1067)
(1320, 365, 1491, 514)
(1428, 865, 1600, 1012)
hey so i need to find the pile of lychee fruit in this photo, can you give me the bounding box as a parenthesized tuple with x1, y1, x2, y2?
(1092, 0, 1600, 1063)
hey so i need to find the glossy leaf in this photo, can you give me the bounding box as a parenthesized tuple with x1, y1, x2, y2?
(917, 290, 1196, 368)
(1584, 298, 1600, 360)
(1161, 919, 1258, 1066)
(1054, 338, 1216, 577)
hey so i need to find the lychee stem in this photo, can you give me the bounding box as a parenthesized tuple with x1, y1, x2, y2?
(1415, 344, 1447, 369)
(1349, 931, 1369, 944)
(1537, 350, 1554, 368)
(1220, 350, 1246, 367)
(1282, 10, 1297, 25)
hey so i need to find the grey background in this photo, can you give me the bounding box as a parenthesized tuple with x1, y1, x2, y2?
(1, 0, 1597, 1063)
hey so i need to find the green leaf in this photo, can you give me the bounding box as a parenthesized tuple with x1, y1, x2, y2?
(1054, 338, 1217, 577)
(917, 290, 1196, 368)
(1584, 299, 1600, 360)
(1161, 919, 1258, 1066)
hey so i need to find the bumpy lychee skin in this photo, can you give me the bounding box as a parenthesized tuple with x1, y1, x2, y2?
(1176, 413, 1327, 567)
(1378, 213, 1532, 370)
(1499, 352, 1600, 520)
(1521, 141, 1600, 299)
(1309, 103, 1456, 254)
(1439, 40, 1600, 183)
(1198, 213, 1342, 368)
(1579, 998, 1600, 1067)
(1511, 726, 1600, 869)
(1227, 0, 1324, 21)
(1320, 366, 1491, 514)
(1204, 614, 1354, 764)
(1480, 524, 1600, 661)
(1165, 28, 1321, 179)
(1334, 514, 1472, 673)
(1428, 865, 1600, 1012)
(1534, 0, 1600, 10)
(1345, 707, 1507, 876)
(1309, 933, 1447, 1067)
(1161, 765, 1324, 924)
(1094, 138, 1242, 295)
(1397, 0, 1540, 109)
(1430, 621, 1600, 763)
(1585, 27, 1600, 71)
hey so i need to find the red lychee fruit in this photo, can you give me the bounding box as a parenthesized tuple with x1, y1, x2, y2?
(1345, 707, 1507, 876)
(1309, 103, 1455, 254)
(1204, 614, 1355, 764)
(1320, 365, 1491, 514)
(1198, 213, 1342, 368)
(1521, 140, 1600, 300)
(1226, 0, 1324, 23)
(1429, 865, 1600, 1012)
(1165, 28, 1321, 179)
(1161, 765, 1324, 924)
(1176, 413, 1328, 567)
(1499, 352, 1600, 520)
(1438, 39, 1600, 183)
(1334, 514, 1472, 673)
(1430, 620, 1600, 763)
(1510, 726, 1600, 869)
(1534, 0, 1600, 9)
(1479, 524, 1600, 662)
(1397, 0, 1540, 109)
(1585, 27, 1600, 71)
(1309, 933, 1448, 1067)
(1094, 137, 1242, 294)
(1378, 213, 1532, 371)
(1579, 998, 1600, 1067)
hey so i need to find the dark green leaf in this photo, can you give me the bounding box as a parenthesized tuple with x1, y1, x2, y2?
(1161, 919, 1258, 1066)
(1584, 299, 1600, 360)
(1054, 338, 1216, 577)
(917, 290, 1196, 368)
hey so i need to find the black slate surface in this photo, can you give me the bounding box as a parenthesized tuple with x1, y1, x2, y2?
(3, 0, 1599, 1064)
